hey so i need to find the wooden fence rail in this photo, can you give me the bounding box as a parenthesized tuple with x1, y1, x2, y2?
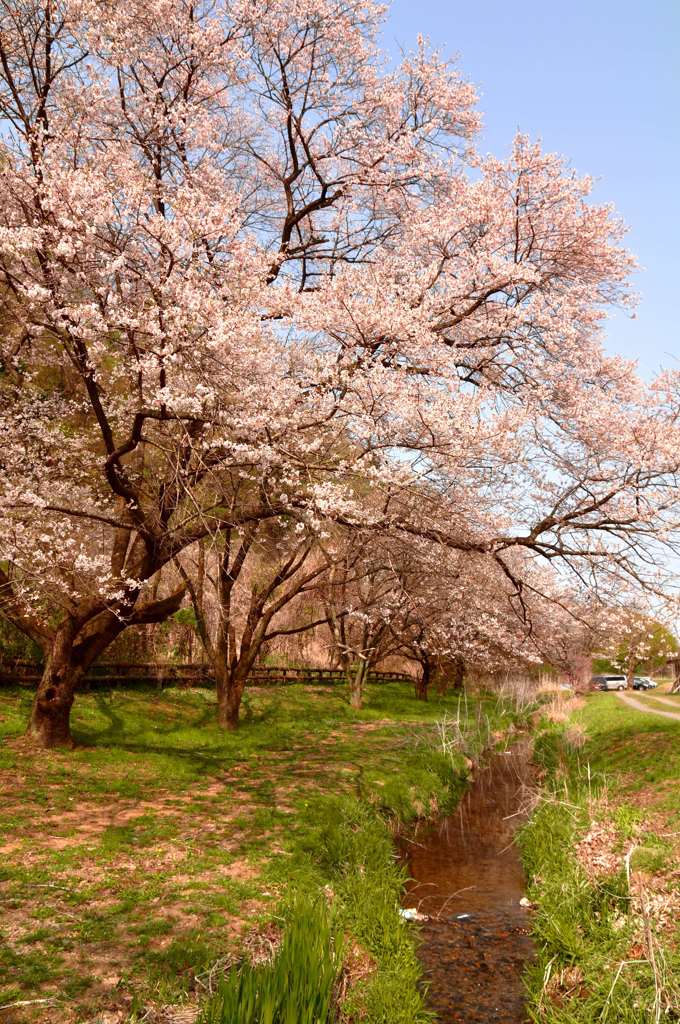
(0, 659, 413, 690)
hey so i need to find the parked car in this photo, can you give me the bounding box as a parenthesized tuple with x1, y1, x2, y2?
(633, 677, 657, 690)
(592, 675, 627, 691)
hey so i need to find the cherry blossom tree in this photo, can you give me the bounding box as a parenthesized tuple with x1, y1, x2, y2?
(1, 0, 679, 748)
(600, 613, 678, 689)
(1, 0, 479, 744)
(385, 545, 548, 697)
(321, 536, 407, 708)
(322, 537, 561, 703)
(175, 521, 344, 729)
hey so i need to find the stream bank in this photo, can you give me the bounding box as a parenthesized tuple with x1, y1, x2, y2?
(519, 705, 680, 1023)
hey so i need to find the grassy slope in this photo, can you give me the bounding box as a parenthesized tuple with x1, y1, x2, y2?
(0, 683, 516, 1023)
(520, 694, 680, 1023)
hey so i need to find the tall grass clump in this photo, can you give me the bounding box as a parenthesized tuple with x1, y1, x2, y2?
(433, 690, 531, 768)
(296, 796, 435, 1024)
(199, 897, 343, 1024)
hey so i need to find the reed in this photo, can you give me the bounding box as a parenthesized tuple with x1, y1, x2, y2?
(199, 897, 343, 1024)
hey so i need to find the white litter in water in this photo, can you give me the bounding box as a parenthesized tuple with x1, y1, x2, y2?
(399, 907, 428, 922)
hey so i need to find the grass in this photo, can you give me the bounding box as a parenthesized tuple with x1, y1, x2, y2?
(0, 682, 521, 1022)
(519, 694, 680, 1023)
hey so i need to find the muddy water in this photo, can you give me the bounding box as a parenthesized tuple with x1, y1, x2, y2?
(401, 743, 535, 1023)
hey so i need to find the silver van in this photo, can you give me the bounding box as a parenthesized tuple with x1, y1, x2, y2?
(592, 675, 627, 691)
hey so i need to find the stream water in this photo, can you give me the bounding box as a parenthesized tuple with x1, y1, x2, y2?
(401, 742, 535, 1023)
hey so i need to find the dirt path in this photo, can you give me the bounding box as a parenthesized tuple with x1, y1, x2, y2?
(616, 691, 680, 721)
(645, 693, 680, 708)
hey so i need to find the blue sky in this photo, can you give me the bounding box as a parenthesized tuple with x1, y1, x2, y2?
(383, 1, 680, 380)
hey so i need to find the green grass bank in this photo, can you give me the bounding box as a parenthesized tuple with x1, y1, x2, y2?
(0, 683, 521, 1023)
(520, 694, 680, 1023)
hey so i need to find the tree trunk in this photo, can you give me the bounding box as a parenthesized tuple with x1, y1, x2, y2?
(28, 634, 83, 749)
(216, 664, 247, 730)
(450, 655, 465, 692)
(626, 664, 636, 690)
(415, 660, 430, 701)
(348, 661, 367, 709)
(25, 589, 183, 749)
(671, 659, 680, 694)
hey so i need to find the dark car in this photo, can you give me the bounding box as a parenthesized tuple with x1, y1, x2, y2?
(633, 677, 657, 691)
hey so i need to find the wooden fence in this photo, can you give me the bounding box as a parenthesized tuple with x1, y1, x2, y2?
(0, 660, 412, 690)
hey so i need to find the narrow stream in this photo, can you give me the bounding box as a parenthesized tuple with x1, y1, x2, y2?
(401, 742, 535, 1023)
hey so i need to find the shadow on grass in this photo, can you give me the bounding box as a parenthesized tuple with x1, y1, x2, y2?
(67, 688, 342, 782)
